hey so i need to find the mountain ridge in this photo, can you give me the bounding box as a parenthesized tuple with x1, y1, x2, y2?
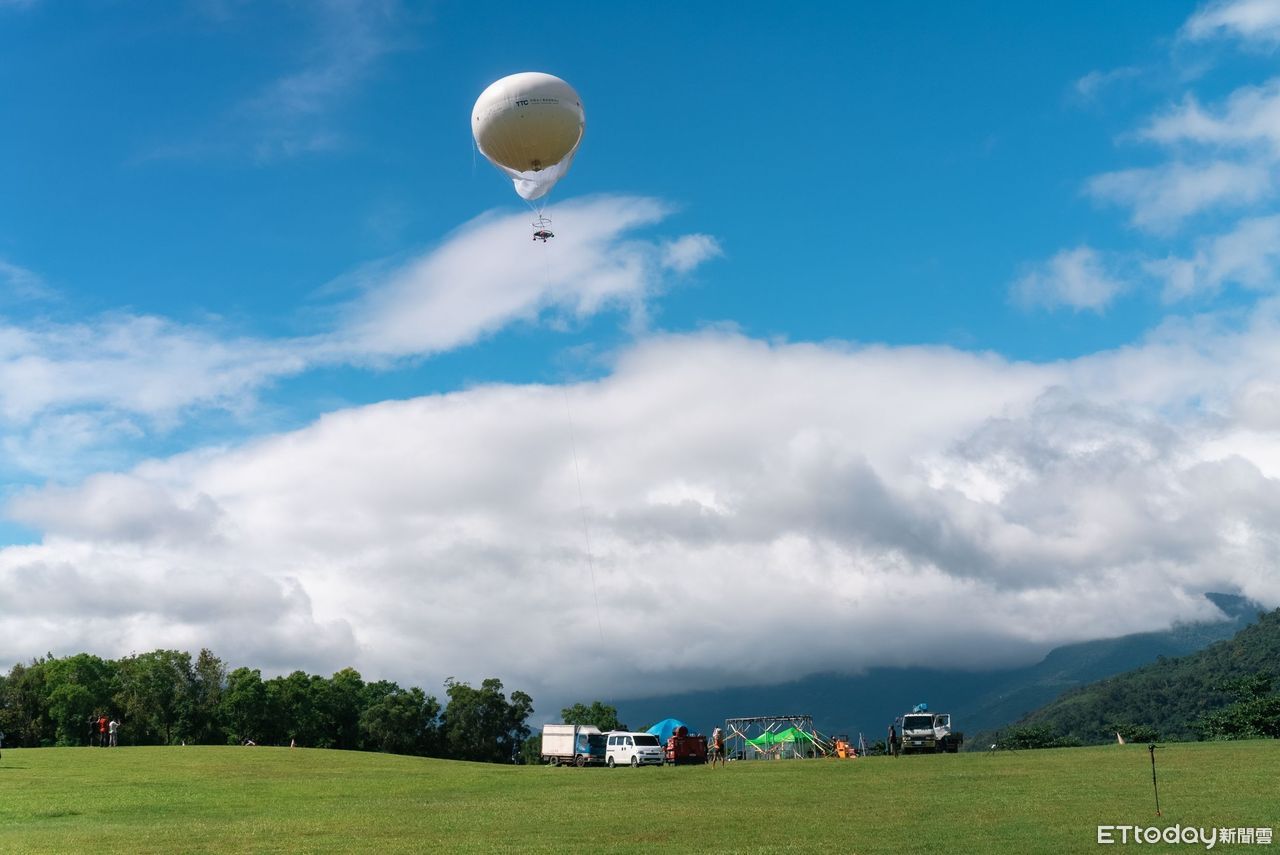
(614, 592, 1265, 739)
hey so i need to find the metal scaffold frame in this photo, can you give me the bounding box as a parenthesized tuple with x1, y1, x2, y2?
(724, 714, 819, 760)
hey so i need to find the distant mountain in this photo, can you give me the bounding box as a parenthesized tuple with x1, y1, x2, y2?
(999, 605, 1280, 744)
(615, 593, 1265, 741)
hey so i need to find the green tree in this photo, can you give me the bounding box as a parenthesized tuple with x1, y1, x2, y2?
(1107, 721, 1160, 743)
(114, 650, 195, 744)
(322, 668, 366, 750)
(359, 685, 441, 755)
(995, 724, 1080, 750)
(266, 671, 327, 746)
(440, 678, 534, 763)
(221, 667, 269, 744)
(42, 653, 116, 745)
(187, 649, 226, 744)
(1195, 674, 1280, 740)
(0, 660, 54, 746)
(559, 700, 625, 732)
(519, 734, 541, 765)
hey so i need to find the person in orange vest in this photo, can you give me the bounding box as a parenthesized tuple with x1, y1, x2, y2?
(98, 715, 109, 747)
(710, 727, 726, 768)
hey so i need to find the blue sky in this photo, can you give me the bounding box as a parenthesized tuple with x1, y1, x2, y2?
(3, 1, 1280, 703)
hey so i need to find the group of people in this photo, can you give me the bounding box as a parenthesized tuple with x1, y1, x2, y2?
(87, 714, 121, 747)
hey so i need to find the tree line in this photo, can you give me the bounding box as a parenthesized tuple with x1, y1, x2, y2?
(0, 649, 533, 763)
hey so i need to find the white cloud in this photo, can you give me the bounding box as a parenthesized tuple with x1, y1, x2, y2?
(334, 197, 714, 357)
(143, 0, 408, 163)
(1183, 0, 1280, 44)
(243, 0, 402, 118)
(1012, 246, 1128, 311)
(1087, 160, 1272, 232)
(0, 314, 305, 425)
(4, 318, 1279, 699)
(1142, 79, 1280, 154)
(1145, 214, 1280, 300)
(0, 258, 52, 303)
(1073, 66, 1143, 102)
(661, 234, 723, 274)
(0, 197, 716, 480)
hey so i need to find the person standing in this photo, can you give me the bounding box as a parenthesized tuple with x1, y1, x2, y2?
(710, 727, 726, 768)
(88, 714, 99, 747)
(97, 715, 108, 747)
(888, 723, 900, 757)
(108, 719, 120, 748)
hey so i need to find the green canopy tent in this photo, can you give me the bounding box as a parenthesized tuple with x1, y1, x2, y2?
(745, 726, 819, 758)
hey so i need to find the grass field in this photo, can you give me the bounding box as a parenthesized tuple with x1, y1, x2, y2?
(0, 741, 1276, 853)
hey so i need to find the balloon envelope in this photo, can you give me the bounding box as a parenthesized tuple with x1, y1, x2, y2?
(472, 72, 585, 201)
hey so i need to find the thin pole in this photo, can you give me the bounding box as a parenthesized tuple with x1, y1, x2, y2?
(1148, 744, 1162, 816)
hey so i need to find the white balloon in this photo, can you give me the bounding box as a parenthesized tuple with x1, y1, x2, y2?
(472, 72, 585, 202)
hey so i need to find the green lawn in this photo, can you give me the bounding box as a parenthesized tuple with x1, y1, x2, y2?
(0, 741, 1275, 853)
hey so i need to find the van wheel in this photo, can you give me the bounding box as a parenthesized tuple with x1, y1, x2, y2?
(575, 754, 586, 767)
(606, 757, 615, 768)
(630, 756, 639, 767)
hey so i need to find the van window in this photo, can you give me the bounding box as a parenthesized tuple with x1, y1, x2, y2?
(607, 736, 616, 746)
(634, 735, 660, 747)
(624, 736, 633, 746)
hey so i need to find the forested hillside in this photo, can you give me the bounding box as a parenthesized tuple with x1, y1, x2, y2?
(1011, 608, 1280, 744)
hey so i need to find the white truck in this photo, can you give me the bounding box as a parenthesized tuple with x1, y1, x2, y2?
(540, 724, 606, 767)
(898, 706, 963, 754)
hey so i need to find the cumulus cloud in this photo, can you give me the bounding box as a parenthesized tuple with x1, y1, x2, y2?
(1183, 0, 1280, 45)
(1012, 246, 1128, 311)
(4, 319, 1279, 700)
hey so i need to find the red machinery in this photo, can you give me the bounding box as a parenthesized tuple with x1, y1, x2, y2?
(664, 725, 708, 765)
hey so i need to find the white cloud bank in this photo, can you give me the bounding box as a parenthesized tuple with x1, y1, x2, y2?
(4, 310, 1279, 700)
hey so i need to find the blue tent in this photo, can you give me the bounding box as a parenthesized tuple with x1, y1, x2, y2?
(646, 718, 691, 743)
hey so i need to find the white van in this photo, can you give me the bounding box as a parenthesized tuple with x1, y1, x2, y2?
(605, 731, 664, 767)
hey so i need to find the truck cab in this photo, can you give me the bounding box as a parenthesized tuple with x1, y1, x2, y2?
(899, 711, 962, 754)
